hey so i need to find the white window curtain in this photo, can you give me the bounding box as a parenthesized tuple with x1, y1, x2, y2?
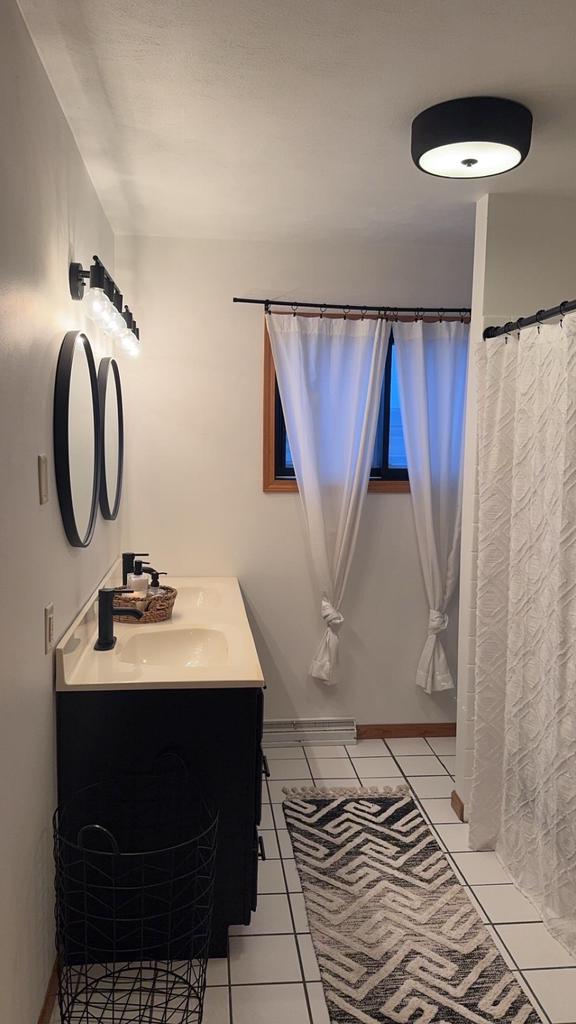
(393, 319, 469, 693)
(267, 313, 390, 683)
(470, 317, 576, 955)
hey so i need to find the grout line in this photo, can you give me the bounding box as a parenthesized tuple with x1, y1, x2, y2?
(523, 965, 576, 972)
(458, 881, 527, 887)
(225, 979, 316, 987)
(230, 929, 309, 937)
(264, 775, 315, 1024)
(348, 747, 364, 785)
(510, 973, 552, 1024)
(226, 930, 233, 1024)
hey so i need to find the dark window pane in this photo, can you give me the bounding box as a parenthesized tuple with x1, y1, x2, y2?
(275, 339, 408, 481)
(388, 345, 407, 469)
(284, 391, 387, 474)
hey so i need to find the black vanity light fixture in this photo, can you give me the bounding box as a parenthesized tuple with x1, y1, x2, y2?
(411, 96, 533, 179)
(69, 256, 141, 357)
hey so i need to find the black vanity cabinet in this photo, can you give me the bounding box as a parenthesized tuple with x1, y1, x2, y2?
(56, 686, 264, 956)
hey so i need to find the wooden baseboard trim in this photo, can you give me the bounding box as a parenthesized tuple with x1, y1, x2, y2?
(451, 789, 465, 822)
(37, 963, 57, 1024)
(357, 722, 456, 739)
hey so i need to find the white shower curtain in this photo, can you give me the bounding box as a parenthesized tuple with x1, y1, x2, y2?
(393, 319, 469, 693)
(267, 314, 390, 683)
(470, 316, 576, 955)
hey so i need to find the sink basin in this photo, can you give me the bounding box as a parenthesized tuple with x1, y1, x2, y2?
(119, 628, 228, 669)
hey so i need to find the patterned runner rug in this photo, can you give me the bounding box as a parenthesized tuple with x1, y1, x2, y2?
(283, 786, 541, 1024)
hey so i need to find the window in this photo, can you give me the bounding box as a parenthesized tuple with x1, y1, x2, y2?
(263, 325, 409, 493)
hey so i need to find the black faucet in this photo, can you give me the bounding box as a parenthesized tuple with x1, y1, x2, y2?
(94, 587, 144, 651)
(122, 552, 149, 586)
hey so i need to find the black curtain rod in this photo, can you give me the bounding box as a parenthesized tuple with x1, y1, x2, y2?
(484, 297, 576, 339)
(233, 296, 470, 316)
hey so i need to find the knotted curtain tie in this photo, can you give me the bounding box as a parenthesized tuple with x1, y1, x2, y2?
(428, 609, 448, 634)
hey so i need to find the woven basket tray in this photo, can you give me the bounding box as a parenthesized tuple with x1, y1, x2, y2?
(113, 586, 178, 624)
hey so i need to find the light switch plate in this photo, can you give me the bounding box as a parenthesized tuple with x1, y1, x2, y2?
(45, 603, 54, 654)
(38, 454, 49, 504)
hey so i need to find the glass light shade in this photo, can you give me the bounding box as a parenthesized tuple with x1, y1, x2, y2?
(107, 307, 127, 339)
(99, 300, 119, 333)
(84, 287, 108, 321)
(418, 140, 522, 178)
(120, 331, 140, 357)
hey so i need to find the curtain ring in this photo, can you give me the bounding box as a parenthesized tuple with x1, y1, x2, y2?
(343, 304, 350, 320)
(535, 309, 546, 334)
(560, 301, 568, 327)
(291, 303, 299, 317)
(264, 300, 270, 314)
(360, 305, 367, 320)
(320, 304, 326, 319)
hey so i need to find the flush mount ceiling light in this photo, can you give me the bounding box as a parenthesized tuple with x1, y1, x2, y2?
(69, 256, 141, 356)
(411, 96, 533, 179)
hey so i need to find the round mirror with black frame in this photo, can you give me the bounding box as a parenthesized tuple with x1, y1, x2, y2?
(98, 357, 124, 520)
(53, 331, 101, 548)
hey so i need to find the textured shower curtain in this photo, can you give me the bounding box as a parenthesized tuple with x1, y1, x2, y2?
(470, 316, 576, 955)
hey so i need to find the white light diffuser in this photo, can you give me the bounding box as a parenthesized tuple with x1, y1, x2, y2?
(418, 140, 522, 178)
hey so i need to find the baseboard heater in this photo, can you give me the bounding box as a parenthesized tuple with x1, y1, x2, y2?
(263, 718, 357, 746)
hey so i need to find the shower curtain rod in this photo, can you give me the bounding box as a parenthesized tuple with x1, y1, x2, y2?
(233, 296, 470, 317)
(483, 297, 576, 339)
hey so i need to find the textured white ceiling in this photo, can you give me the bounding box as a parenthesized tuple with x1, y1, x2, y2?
(15, 0, 576, 243)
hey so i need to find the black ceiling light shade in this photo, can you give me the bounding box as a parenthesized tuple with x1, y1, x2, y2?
(411, 96, 533, 179)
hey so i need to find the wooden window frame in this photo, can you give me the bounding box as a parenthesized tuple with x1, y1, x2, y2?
(263, 322, 410, 494)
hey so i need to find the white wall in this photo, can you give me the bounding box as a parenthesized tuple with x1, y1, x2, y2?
(456, 193, 576, 812)
(0, 3, 126, 1020)
(117, 235, 472, 726)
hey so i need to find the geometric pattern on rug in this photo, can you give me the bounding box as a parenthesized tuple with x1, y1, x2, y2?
(283, 787, 542, 1024)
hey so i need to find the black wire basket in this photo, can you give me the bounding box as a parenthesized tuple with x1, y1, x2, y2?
(53, 754, 218, 1023)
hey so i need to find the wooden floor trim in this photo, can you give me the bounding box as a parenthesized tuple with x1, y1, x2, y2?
(357, 722, 456, 739)
(451, 789, 465, 822)
(37, 963, 57, 1024)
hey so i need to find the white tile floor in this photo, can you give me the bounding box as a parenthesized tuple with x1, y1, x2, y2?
(50, 736, 575, 1023)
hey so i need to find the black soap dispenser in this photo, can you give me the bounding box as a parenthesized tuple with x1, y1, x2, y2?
(149, 570, 168, 595)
